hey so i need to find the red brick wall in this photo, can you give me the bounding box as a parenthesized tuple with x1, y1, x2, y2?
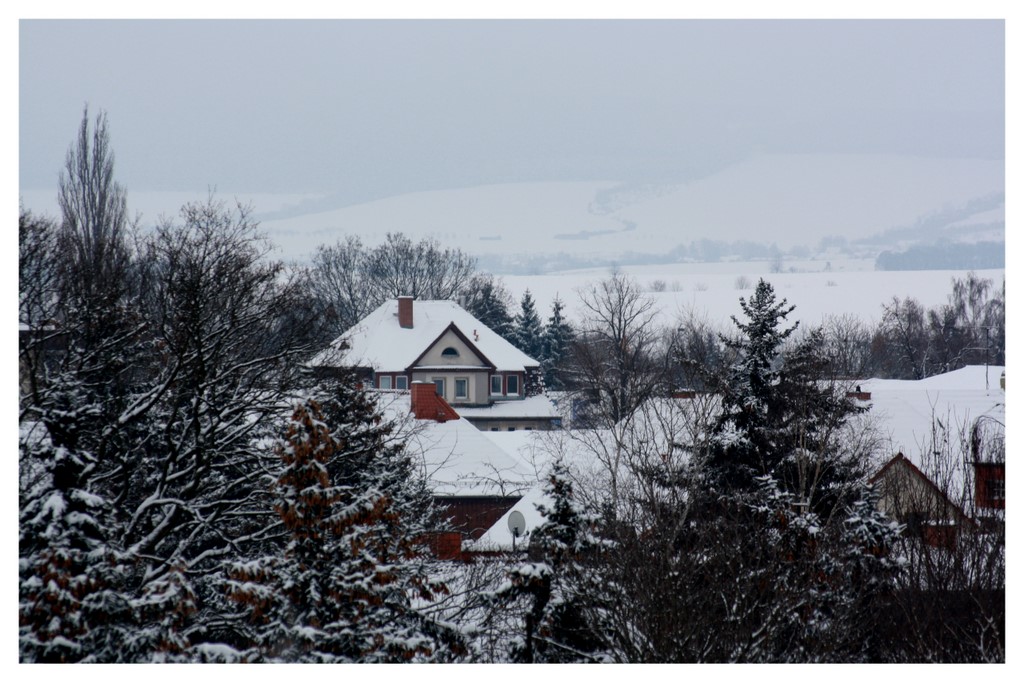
(425, 532, 464, 560)
(398, 296, 414, 329)
(436, 496, 521, 540)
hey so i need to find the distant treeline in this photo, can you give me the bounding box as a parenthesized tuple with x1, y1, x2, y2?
(478, 237, 803, 274)
(875, 242, 1004, 271)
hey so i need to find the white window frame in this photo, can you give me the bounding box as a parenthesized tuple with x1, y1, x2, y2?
(395, 375, 408, 390)
(506, 374, 519, 396)
(432, 378, 446, 398)
(378, 375, 392, 390)
(490, 375, 503, 396)
(454, 377, 469, 400)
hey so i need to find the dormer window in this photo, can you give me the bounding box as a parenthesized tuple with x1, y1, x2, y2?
(441, 347, 460, 358)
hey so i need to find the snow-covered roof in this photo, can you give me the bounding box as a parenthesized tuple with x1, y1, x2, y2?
(858, 365, 1005, 465)
(468, 486, 550, 551)
(479, 430, 553, 477)
(375, 392, 536, 498)
(310, 299, 539, 372)
(455, 394, 560, 420)
(469, 366, 1007, 546)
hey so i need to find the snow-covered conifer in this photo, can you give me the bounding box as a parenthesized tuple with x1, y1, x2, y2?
(498, 461, 607, 662)
(706, 280, 866, 514)
(19, 397, 132, 662)
(513, 289, 545, 360)
(460, 273, 514, 339)
(228, 394, 463, 662)
(541, 296, 575, 390)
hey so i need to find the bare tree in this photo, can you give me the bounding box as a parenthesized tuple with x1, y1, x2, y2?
(669, 305, 728, 392)
(304, 232, 479, 340)
(879, 296, 930, 379)
(926, 273, 1004, 373)
(307, 235, 375, 335)
(363, 232, 476, 302)
(566, 272, 668, 428)
(56, 107, 136, 335)
(18, 209, 61, 410)
(821, 312, 878, 379)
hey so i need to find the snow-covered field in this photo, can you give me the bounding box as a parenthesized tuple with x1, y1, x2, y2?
(20, 152, 1003, 265)
(20, 151, 1003, 336)
(499, 261, 1005, 332)
(254, 154, 1002, 261)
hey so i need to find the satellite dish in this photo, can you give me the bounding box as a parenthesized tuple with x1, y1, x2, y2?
(507, 510, 526, 538)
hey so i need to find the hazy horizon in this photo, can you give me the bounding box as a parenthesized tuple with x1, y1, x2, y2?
(21, 20, 1003, 198)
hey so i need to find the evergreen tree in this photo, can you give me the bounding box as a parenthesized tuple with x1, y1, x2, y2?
(498, 461, 607, 662)
(227, 391, 463, 662)
(460, 273, 514, 339)
(774, 328, 870, 514)
(705, 279, 867, 511)
(19, 383, 132, 662)
(128, 565, 198, 662)
(705, 279, 798, 495)
(512, 290, 545, 360)
(826, 484, 904, 660)
(542, 296, 575, 390)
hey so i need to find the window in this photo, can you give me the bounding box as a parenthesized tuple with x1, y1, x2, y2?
(455, 377, 468, 400)
(395, 375, 408, 390)
(988, 478, 1005, 502)
(441, 347, 460, 358)
(507, 426, 516, 432)
(506, 375, 519, 396)
(432, 378, 445, 397)
(378, 375, 392, 390)
(490, 375, 503, 395)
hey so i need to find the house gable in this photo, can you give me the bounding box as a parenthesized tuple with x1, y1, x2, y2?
(870, 453, 974, 529)
(408, 323, 496, 372)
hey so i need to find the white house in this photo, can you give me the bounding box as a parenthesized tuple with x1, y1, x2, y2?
(311, 296, 559, 431)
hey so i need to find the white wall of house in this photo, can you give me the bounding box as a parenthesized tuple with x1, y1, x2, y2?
(418, 330, 487, 367)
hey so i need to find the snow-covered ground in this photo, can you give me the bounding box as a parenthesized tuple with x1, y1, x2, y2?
(500, 262, 1005, 331)
(249, 154, 1001, 261)
(20, 152, 1003, 264)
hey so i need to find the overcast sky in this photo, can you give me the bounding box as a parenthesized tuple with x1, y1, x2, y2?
(19, 19, 1004, 209)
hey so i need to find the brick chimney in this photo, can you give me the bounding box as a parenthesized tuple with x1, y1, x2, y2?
(398, 296, 414, 329)
(411, 381, 459, 422)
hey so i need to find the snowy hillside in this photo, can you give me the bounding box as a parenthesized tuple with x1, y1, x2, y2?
(20, 153, 1003, 269)
(251, 153, 1002, 261)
